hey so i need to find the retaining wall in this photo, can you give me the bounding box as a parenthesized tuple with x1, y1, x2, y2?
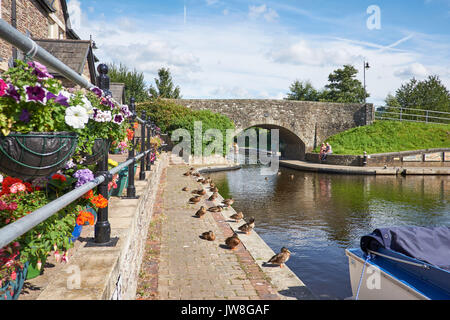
(306, 148, 450, 167)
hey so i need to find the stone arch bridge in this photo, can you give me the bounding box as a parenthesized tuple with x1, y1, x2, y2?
(174, 99, 375, 160)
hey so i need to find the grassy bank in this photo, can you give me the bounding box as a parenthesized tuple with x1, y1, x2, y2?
(315, 120, 450, 155)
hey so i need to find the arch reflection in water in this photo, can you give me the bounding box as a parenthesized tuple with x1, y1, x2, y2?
(208, 165, 450, 300)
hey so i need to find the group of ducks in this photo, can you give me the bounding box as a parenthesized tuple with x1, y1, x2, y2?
(182, 167, 291, 268)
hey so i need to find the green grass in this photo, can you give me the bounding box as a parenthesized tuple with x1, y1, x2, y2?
(315, 120, 450, 155)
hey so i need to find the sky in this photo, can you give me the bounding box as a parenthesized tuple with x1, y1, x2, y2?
(67, 0, 450, 105)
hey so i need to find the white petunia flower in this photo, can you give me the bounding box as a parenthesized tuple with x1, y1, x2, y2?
(65, 106, 89, 129)
(81, 96, 94, 117)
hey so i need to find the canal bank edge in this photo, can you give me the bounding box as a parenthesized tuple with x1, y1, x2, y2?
(280, 160, 450, 175)
(195, 163, 317, 300)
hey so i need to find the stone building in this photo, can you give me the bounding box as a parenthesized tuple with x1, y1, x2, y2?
(0, 0, 97, 86)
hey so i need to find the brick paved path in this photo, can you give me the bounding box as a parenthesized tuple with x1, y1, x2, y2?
(137, 164, 281, 300)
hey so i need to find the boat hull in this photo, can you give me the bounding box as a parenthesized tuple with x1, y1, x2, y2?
(346, 249, 430, 300)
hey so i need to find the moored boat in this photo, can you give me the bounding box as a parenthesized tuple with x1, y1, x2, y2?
(345, 226, 450, 300)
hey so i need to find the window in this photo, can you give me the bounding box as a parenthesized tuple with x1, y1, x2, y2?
(48, 20, 58, 39)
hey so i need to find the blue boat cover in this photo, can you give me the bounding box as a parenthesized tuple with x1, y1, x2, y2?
(360, 226, 450, 271)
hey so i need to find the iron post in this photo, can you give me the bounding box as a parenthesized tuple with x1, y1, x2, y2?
(139, 111, 146, 181)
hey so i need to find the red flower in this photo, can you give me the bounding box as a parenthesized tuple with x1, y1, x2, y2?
(127, 128, 134, 141)
(51, 174, 67, 182)
(76, 210, 95, 226)
(91, 194, 108, 209)
(0, 177, 23, 196)
(83, 190, 94, 200)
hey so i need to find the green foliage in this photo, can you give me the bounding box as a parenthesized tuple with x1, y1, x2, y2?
(286, 65, 369, 104)
(108, 62, 149, 103)
(313, 120, 450, 155)
(323, 65, 368, 103)
(285, 80, 320, 101)
(148, 68, 181, 99)
(386, 75, 450, 113)
(137, 99, 235, 156)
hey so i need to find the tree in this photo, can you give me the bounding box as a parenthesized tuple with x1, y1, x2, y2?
(285, 80, 320, 101)
(149, 67, 181, 99)
(107, 62, 148, 103)
(392, 75, 450, 113)
(322, 65, 369, 103)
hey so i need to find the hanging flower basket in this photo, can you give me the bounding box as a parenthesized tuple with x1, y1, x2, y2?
(78, 138, 111, 166)
(0, 132, 78, 181)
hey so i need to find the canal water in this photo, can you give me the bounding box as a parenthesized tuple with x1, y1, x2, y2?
(207, 164, 450, 300)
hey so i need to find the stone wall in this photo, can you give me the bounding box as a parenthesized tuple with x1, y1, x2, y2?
(174, 99, 374, 160)
(306, 148, 450, 167)
(366, 149, 450, 168)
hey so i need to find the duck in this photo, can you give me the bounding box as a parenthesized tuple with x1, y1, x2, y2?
(183, 171, 192, 176)
(209, 182, 216, 189)
(229, 211, 244, 222)
(225, 232, 241, 250)
(266, 247, 291, 268)
(222, 198, 234, 207)
(238, 217, 255, 235)
(210, 186, 219, 193)
(197, 178, 205, 183)
(207, 206, 222, 212)
(208, 192, 219, 201)
(195, 206, 207, 218)
(189, 196, 201, 204)
(191, 188, 206, 195)
(193, 172, 200, 177)
(197, 189, 207, 195)
(200, 231, 216, 241)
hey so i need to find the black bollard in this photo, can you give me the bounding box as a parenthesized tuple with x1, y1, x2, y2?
(124, 98, 139, 199)
(93, 63, 112, 245)
(139, 111, 146, 181)
(146, 115, 152, 171)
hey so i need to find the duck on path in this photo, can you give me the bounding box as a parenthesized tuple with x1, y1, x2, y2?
(238, 217, 255, 235)
(225, 232, 241, 250)
(265, 247, 291, 268)
(200, 231, 216, 241)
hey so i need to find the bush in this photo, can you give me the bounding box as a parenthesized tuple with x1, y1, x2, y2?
(137, 99, 235, 156)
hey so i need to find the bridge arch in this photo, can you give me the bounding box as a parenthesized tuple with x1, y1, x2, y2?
(234, 123, 306, 160)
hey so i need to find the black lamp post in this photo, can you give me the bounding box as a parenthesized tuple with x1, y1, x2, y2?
(363, 61, 370, 104)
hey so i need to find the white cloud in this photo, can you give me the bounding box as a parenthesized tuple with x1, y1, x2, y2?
(248, 4, 279, 22)
(394, 63, 429, 79)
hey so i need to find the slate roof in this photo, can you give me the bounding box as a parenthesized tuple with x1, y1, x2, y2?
(34, 39, 90, 74)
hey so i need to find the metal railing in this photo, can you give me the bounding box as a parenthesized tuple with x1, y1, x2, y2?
(0, 18, 160, 248)
(375, 106, 450, 125)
